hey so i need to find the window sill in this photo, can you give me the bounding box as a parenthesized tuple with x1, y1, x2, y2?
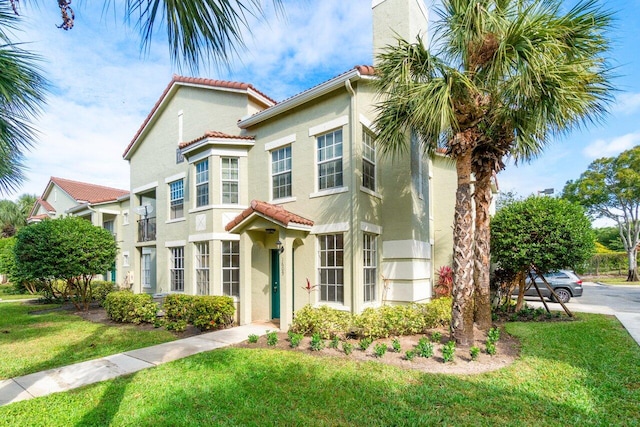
(165, 218, 186, 224)
(269, 196, 297, 205)
(360, 186, 381, 199)
(189, 205, 213, 214)
(212, 204, 247, 210)
(314, 302, 350, 312)
(309, 187, 349, 199)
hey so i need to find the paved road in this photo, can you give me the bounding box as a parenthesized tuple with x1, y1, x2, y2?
(525, 282, 640, 346)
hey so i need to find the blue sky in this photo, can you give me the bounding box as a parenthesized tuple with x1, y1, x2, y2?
(6, 0, 640, 216)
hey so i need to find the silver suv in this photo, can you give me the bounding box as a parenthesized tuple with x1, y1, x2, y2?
(512, 270, 584, 303)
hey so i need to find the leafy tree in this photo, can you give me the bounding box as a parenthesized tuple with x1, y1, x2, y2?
(0, 236, 37, 293)
(495, 190, 522, 212)
(373, 0, 612, 344)
(14, 217, 117, 310)
(594, 227, 625, 252)
(563, 146, 640, 281)
(491, 196, 594, 309)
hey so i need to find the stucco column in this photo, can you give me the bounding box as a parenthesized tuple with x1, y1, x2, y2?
(239, 233, 252, 325)
(279, 234, 294, 331)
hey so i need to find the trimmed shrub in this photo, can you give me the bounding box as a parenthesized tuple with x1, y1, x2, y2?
(91, 281, 117, 305)
(420, 297, 452, 329)
(163, 294, 235, 331)
(290, 304, 352, 339)
(103, 291, 158, 324)
(190, 296, 235, 331)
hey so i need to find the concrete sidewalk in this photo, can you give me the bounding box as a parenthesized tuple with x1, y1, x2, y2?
(0, 323, 274, 407)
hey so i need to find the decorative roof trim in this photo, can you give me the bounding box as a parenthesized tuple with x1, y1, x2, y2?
(123, 75, 274, 160)
(238, 65, 375, 129)
(225, 200, 314, 233)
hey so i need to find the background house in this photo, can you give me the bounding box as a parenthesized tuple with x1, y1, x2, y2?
(28, 176, 130, 282)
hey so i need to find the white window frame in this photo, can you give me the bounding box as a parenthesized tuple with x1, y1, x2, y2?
(194, 242, 210, 295)
(318, 233, 344, 303)
(316, 129, 343, 191)
(271, 145, 292, 200)
(122, 252, 130, 268)
(363, 233, 377, 303)
(170, 247, 184, 292)
(221, 157, 239, 204)
(222, 241, 240, 297)
(169, 179, 184, 219)
(195, 159, 209, 208)
(362, 130, 376, 192)
(141, 253, 151, 289)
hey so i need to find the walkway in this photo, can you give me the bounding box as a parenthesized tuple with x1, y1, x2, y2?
(0, 323, 274, 406)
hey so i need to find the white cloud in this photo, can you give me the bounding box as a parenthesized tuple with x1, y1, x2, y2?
(583, 132, 640, 159)
(613, 92, 640, 115)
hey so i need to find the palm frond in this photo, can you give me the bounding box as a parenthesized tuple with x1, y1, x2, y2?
(125, 0, 283, 72)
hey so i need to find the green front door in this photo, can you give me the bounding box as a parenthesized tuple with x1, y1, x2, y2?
(270, 249, 280, 319)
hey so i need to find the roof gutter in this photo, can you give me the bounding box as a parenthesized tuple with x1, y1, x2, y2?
(238, 68, 365, 129)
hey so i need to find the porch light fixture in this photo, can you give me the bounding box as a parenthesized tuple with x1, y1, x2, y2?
(276, 240, 284, 254)
(266, 228, 276, 234)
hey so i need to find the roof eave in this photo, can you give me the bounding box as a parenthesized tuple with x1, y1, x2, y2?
(238, 69, 364, 129)
(182, 138, 255, 156)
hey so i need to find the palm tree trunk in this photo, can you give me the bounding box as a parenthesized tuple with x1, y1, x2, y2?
(473, 172, 492, 330)
(451, 149, 475, 346)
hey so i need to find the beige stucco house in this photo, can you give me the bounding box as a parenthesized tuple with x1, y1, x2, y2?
(116, 0, 457, 330)
(28, 176, 130, 282)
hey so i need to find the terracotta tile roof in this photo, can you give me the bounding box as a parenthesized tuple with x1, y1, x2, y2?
(50, 177, 129, 204)
(238, 65, 375, 128)
(274, 65, 375, 108)
(27, 213, 50, 222)
(225, 200, 314, 232)
(354, 65, 376, 76)
(36, 198, 55, 212)
(123, 75, 274, 158)
(179, 131, 255, 149)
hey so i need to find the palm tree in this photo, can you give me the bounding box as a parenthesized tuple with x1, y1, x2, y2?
(0, 193, 36, 237)
(373, 0, 613, 344)
(0, 2, 48, 194)
(18, 0, 283, 72)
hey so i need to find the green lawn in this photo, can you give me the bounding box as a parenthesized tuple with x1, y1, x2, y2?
(0, 301, 176, 379)
(0, 284, 38, 301)
(1, 313, 638, 426)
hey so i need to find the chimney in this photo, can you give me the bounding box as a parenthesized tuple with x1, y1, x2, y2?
(372, 0, 429, 65)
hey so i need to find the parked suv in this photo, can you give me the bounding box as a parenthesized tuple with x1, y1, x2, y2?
(512, 270, 583, 303)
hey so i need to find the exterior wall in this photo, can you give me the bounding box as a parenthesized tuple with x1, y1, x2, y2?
(372, 0, 429, 63)
(126, 85, 257, 297)
(39, 185, 78, 218)
(431, 155, 456, 271)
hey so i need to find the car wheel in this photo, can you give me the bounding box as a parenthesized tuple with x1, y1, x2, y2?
(552, 288, 571, 304)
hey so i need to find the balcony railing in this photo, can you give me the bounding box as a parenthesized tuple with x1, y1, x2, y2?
(137, 217, 156, 242)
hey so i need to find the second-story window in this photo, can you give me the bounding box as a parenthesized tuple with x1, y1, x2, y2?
(362, 130, 376, 192)
(221, 157, 239, 204)
(169, 179, 184, 219)
(317, 129, 343, 190)
(195, 159, 209, 207)
(271, 146, 292, 200)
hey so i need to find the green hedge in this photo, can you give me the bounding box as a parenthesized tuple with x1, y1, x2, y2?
(103, 291, 158, 324)
(91, 281, 117, 305)
(163, 294, 235, 331)
(291, 297, 453, 340)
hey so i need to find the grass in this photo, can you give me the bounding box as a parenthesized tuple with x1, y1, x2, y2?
(0, 301, 176, 379)
(0, 284, 37, 301)
(0, 313, 638, 426)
